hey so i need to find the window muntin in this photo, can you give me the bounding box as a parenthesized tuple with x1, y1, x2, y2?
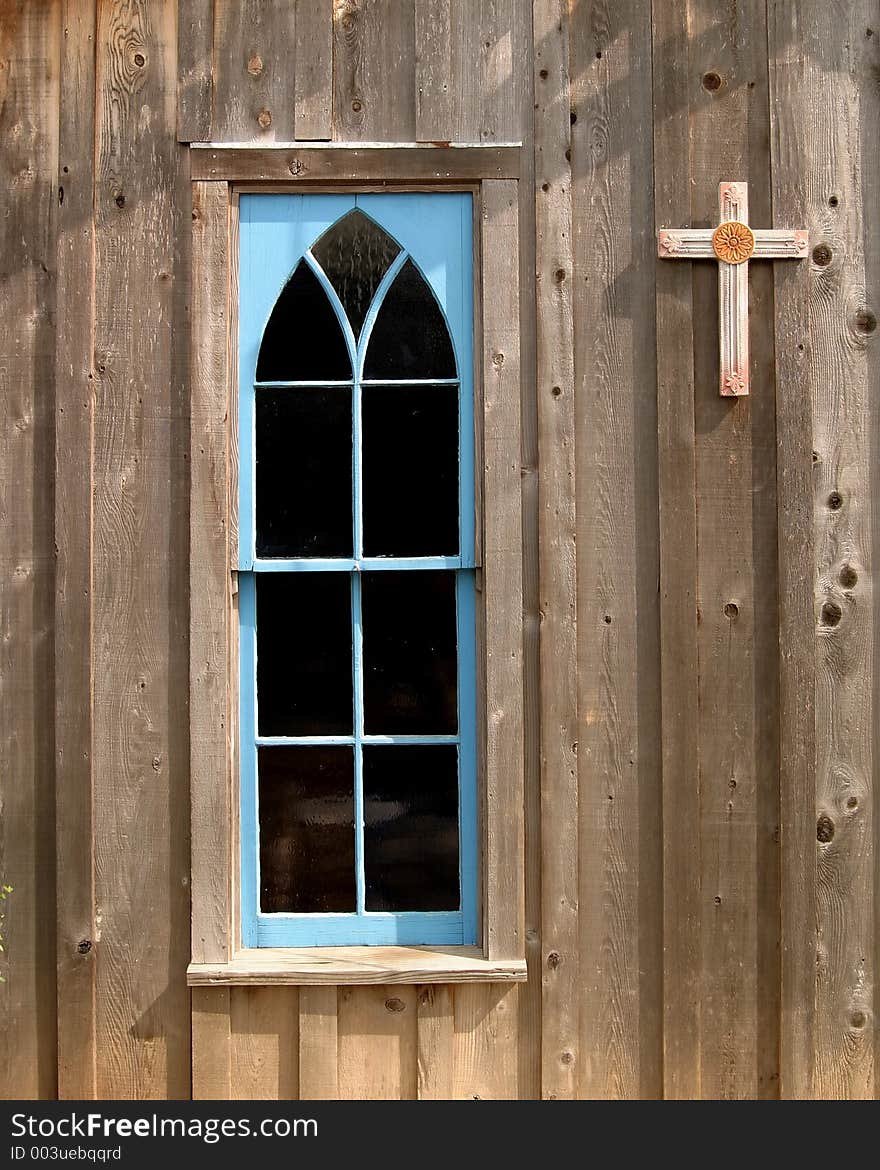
(238, 193, 477, 947)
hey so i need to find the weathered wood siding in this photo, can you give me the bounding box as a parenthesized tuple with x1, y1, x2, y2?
(1, 0, 878, 1099)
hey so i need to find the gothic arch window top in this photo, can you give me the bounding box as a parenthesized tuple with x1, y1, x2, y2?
(255, 208, 458, 384)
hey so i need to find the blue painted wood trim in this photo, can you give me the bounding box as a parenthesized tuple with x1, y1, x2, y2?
(239, 193, 476, 948)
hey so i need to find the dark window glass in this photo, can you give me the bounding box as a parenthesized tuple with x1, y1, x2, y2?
(312, 210, 401, 340)
(363, 746, 459, 911)
(362, 384, 459, 556)
(255, 386, 352, 558)
(362, 571, 457, 734)
(259, 746, 355, 913)
(256, 574, 352, 736)
(256, 261, 351, 382)
(363, 259, 457, 380)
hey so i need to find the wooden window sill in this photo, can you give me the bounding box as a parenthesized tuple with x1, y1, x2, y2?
(187, 946, 527, 987)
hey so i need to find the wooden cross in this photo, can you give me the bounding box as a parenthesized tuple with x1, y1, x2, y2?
(658, 182, 808, 396)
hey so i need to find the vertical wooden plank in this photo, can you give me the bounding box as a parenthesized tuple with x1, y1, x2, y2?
(337, 986, 418, 1099)
(415, 0, 453, 142)
(773, 0, 874, 1100)
(688, 0, 769, 1101)
(0, 0, 60, 1102)
(533, 0, 577, 1101)
(177, 0, 214, 142)
(572, 0, 663, 1099)
(93, 0, 190, 1099)
(55, 0, 97, 1101)
(417, 985, 454, 1099)
(190, 180, 232, 966)
(298, 986, 338, 1099)
(294, 0, 333, 140)
(453, 984, 519, 1099)
(192, 987, 232, 1099)
(452, 0, 523, 144)
(767, 6, 817, 1101)
(481, 178, 524, 962)
(861, 6, 880, 1111)
(229, 988, 299, 1099)
(333, 0, 416, 142)
(213, 0, 296, 142)
(650, 0, 701, 1101)
(516, 0, 541, 1105)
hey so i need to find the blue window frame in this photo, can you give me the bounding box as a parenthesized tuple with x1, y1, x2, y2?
(238, 193, 477, 947)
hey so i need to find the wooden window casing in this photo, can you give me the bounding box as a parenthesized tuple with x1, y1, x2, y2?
(188, 146, 526, 985)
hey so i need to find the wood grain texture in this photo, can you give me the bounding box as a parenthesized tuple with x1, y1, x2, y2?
(859, 3, 880, 1109)
(0, 0, 60, 1102)
(192, 987, 232, 1098)
(176, 0, 214, 141)
(651, 0, 701, 1100)
(453, 984, 519, 1098)
(298, 986, 338, 1099)
(415, 0, 453, 142)
(572, 0, 663, 1099)
(767, 15, 817, 1090)
(294, 0, 332, 140)
(191, 144, 521, 181)
(775, 0, 874, 1100)
(414, 0, 525, 144)
(688, 0, 767, 1101)
(417, 985, 454, 1098)
(190, 180, 232, 966)
(54, 0, 97, 1101)
(213, 0, 296, 141)
(92, 0, 190, 1099)
(533, 0, 577, 1101)
(337, 985, 418, 1099)
(230, 987, 298, 1098)
(333, 0, 416, 142)
(189, 947, 527, 985)
(516, 0, 541, 1105)
(481, 179, 525, 961)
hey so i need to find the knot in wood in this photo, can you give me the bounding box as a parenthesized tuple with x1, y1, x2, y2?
(77, 939, 92, 954)
(855, 308, 876, 334)
(820, 600, 842, 628)
(812, 243, 832, 267)
(258, 108, 272, 130)
(492, 351, 504, 369)
(288, 159, 307, 177)
(547, 950, 560, 969)
(384, 997, 406, 1014)
(816, 812, 835, 843)
(247, 55, 264, 76)
(839, 564, 858, 589)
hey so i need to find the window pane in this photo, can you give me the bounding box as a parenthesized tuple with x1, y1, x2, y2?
(363, 745, 459, 911)
(363, 259, 457, 380)
(256, 260, 351, 382)
(362, 384, 459, 556)
(259, 746, 355, 913)
(311, 210, 401, 340)
(257, 573, 352, 736)
(362, 571, 457, 734)
(256, 386, 352, 558)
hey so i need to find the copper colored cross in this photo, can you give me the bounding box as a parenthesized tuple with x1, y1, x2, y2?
(658, 182, 808, 396)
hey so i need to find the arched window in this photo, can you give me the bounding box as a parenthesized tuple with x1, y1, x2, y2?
(237, 195, 477, 947)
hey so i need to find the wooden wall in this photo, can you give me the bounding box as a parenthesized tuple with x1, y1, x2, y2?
(0, 0, 878, 1099)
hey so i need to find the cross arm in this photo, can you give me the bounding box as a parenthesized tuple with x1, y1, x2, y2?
(657, 228, 715, 259)
(752, 229, 809, 259)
